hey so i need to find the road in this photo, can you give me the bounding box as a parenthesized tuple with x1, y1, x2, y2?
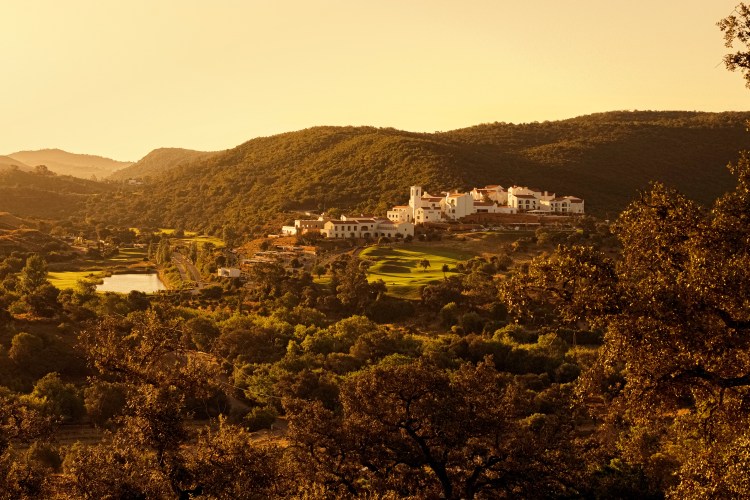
(171, 252, 204, 289)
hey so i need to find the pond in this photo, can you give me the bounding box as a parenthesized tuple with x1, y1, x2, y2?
(96, 273, 166, 294)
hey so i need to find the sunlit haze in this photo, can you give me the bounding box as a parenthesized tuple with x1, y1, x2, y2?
(2, 0, 748, 160)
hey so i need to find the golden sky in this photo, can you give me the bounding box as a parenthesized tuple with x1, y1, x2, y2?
(1, 0, 748, 160)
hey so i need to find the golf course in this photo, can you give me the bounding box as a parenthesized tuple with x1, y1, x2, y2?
(360, 244, 476, 299)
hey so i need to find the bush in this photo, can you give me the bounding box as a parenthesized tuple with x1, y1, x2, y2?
(84, 381, 127, 428)
(459, 311, 485, 334)
(26, 441, 63, 472)
(439, 302, 459, 327)
(244, 405, 278, 432)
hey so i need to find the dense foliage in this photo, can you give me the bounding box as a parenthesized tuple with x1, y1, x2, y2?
(81, 111, 750, 237)
(107, 148, 220, 181)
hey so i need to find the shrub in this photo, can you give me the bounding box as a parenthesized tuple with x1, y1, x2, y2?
(244, 405, 278, 432)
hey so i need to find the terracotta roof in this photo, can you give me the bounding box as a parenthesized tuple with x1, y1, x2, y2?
(392, 205, 409, 209)
(514, 194, 537, 199)
(474, 201, 494, 206)
(485, 184, 501, 188)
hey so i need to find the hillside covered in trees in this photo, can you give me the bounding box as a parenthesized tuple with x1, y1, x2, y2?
(0, 169, 114, 219)
(83, 111, 750, 236)
(1, 111, 748, 237)
(107, 148, 220, 181)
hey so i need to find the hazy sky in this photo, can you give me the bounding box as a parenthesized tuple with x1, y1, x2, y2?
(2, 0, 748, 160)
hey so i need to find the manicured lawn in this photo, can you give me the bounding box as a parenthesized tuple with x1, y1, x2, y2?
(48, 271, 103, 290)
(360, 244, 476, 299)
(176, 234, 225, 248)
(105, 247, 148, 263)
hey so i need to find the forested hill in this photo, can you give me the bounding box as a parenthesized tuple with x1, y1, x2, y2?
(0, 169, 114, 219)
(83, 111, 750, 236)
(107, 147, 220, 181)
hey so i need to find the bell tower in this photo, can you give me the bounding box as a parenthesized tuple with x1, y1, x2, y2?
(409, 186, 422, 222)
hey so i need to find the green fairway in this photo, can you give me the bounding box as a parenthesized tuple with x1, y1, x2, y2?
(48, 271, 103, 290)
(156, 228, 225, 248)
(176, 234, 225, 248)
(360, 244, 475, 299)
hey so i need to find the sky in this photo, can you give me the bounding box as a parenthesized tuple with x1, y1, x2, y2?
(1, 0, 749, 161)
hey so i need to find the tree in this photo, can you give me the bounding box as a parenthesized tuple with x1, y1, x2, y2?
(334, 255, 384, 314)
(25, 283, 60, 317)
(501, 158, 750, 494)
(719, 3, 750, 87)
(441, 263, 450, 279)
(19, 254, 48, 295)
(83, 381, 127, 428)
(8, 332, 44, 373)
(31, 373, 85, 423)
(285, 358, 583, 498)
(0, 392, 54, 497)
(419, 258, 431, 271)
(313, 264, 326, 279)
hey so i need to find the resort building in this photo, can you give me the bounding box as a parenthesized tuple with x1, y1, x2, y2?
(389, 184, 584, 223)
(281, 217, 329, 236)
(281, 183, 583, 238)
(320, 217, 414, 239)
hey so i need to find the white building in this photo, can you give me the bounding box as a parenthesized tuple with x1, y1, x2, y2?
(217, 267, 241, 278)
(282, 217, 329, 236)
(320, 217, 414, 239)
(390, 184, 583, 223)
(540, 196, 585, 214)
(507, 186, 583, 214)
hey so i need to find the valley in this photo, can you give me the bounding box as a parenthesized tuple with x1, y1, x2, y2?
(0, 110, 747, 498)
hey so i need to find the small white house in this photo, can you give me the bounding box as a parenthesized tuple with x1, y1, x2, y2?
(217, 267, 241, 278)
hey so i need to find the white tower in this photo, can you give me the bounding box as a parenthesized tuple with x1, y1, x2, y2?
(409, 186, 422, 222)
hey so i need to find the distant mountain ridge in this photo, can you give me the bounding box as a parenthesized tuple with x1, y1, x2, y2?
(107, 147, 220, 181)
(0, 155, 32, 172)
(82, 110, 750, 236)
(7, 148, 132, 179)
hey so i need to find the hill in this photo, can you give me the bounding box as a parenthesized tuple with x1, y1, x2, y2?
(7, 148, 133, 179)
(0, 155, 31, 172)
(0, 212, 29, 231)
(108, 147, 219, 181)
(0, 169, 114, 219)
(0, 228, 69, 256)
(84, 111, 750, 236)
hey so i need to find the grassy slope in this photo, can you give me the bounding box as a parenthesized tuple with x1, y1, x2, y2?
(362, 244, 476, 299)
